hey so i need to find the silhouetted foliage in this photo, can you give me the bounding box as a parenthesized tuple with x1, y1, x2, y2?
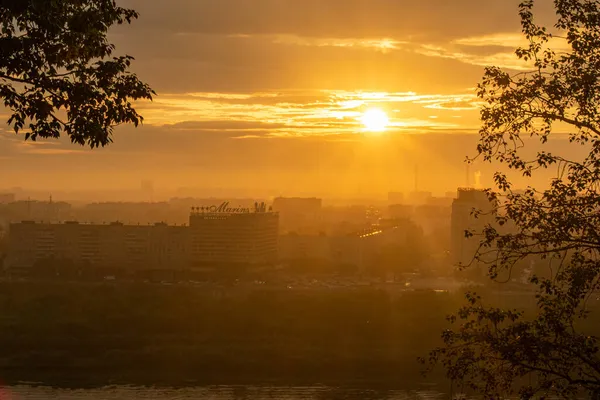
(0, 0, 154, 147)
(0, 232, 6, 268)
(426, 1, 600, 399)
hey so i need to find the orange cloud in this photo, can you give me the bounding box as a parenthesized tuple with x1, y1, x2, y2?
(135, 90, 482, 139)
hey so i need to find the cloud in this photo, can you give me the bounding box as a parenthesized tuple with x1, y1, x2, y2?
(107, 0, 569, 99)
(133, 89, 482, 141)
(107, 2, 554, 95)
(118, 0, 525, 41)
(438, 32, 573, 70)
(113, 27, 549, 98)
(115, 32, 487, 94)
(20, 148, 86, 155)
(414, 44, 531, 71)
(263, 33, 536, 71)
(270, 35, 404, 52)
(452, 33, 528, 48)
(0, 132, 89, 158)
(163, 120, 289, 131)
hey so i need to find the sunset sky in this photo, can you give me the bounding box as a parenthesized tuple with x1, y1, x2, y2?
(0, 0, 577, 199)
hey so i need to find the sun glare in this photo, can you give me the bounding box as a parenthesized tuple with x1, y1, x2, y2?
(361, 108, 390, 133)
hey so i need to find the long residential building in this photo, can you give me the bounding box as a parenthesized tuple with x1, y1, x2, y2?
(5, 201, 279, 274)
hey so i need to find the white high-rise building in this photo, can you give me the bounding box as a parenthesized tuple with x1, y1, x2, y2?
(450, 188, 496, 267)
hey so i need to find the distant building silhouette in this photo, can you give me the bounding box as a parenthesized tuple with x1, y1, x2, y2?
(414, 204, 451, 236)
(279, 219, 418, 272)
(1, 200, 72, 223)
(387, 192, 404, 205)
(407, 191, 433, 206)
(6, 220, 189, 275)
(272, 197, 322, 234)
(140, 180, 154, 203)
(189, 202, 278, 267)
(388, 204, 413, 220)
(0, 193, 15, 204)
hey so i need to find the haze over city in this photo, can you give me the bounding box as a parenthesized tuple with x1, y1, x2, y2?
(0, 0, 584, 200)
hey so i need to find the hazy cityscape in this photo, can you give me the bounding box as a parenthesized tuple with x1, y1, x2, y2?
(0, 184, 511, 395)
(0, 183, 501, 287)
(1, 0, 600, 399)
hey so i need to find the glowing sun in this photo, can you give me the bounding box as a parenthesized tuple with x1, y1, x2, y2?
(361, 108, 390, 132)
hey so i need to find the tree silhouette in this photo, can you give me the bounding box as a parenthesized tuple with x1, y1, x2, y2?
(0, 0, 154, 148)
(426, 1, 600, 398)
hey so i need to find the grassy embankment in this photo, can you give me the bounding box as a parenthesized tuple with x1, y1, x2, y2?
(0, 281, 550, 388)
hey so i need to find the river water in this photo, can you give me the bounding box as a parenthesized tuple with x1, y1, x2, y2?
(2, 386, 446, 400)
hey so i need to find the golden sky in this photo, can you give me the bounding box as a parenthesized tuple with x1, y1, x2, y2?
(0, 0, 575, 197)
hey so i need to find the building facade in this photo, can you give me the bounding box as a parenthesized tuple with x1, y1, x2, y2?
(0, 193, 15, 204)
(5, 221, 190, 275)
(189, 202, 279, 267)
(5, 201, 279, 275)
(450, 188, 496, 267)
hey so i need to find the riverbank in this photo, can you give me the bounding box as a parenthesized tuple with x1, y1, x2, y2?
(1, 367, 444, 390)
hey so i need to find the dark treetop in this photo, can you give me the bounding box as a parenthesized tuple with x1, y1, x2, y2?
(426, 1, 600, 399)
(0, 0, 154, 148)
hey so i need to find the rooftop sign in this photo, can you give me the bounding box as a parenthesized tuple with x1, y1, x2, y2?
(192, 201, 271, 214)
